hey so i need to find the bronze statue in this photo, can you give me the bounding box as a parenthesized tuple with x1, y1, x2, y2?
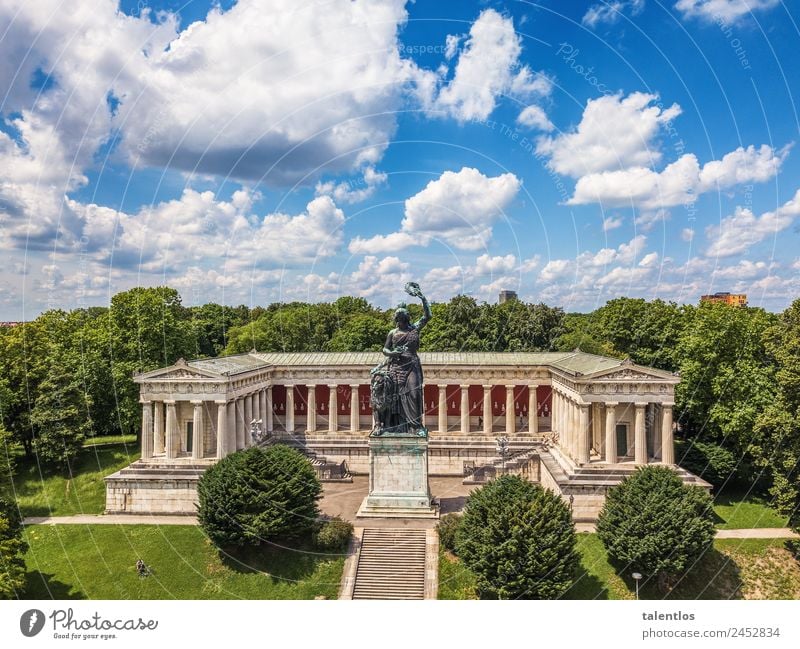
(370, 282, 432, 436)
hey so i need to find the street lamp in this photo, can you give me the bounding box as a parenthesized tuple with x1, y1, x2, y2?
(496, 436, 509, 474)
(632, 572, 642, 600)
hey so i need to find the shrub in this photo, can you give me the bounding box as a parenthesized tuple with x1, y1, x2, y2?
(676, 439, 738, 487)
(0, 496, 27, 599)
(597, 465, 715, 592)
(314, 517, 353, 550)
(197, 445, 322, 548)
(437, 513, 461, 553)
(456, 474, 578, 599)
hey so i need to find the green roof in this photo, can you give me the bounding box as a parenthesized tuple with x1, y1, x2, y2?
(185, 351, 625, 377)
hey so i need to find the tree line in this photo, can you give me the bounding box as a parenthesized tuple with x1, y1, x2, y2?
(0, 287, 798, 528)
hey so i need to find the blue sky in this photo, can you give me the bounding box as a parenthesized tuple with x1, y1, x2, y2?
(1, 0, 799, 318)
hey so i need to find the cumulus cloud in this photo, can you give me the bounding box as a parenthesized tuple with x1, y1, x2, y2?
(315, 167, 388, 204)
(603, 216, 624, 231)
(704, 189, 800, 258)
(675, 0, 780, 23)
(536, 92, 682, 178)
(422, 9, 552, 122)
(348, 167, 521, 253)
(517, 105, 555, 132)
(568, 144, 788, 208)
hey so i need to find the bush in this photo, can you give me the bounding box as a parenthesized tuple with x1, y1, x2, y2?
(437, 513, 461, 553)
(456, 474, 578, 599)
(0, 496, 27, 599)
(676, 439, 738, 487)
(314, 517, 353, 550)
(197, 445, 322, 548)
(597, 465, 716, 592)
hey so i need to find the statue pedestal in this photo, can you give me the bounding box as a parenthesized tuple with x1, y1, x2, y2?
(357, 433, 439, 519)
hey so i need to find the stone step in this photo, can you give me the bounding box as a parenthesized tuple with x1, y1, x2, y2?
(352, 528, 427, 600)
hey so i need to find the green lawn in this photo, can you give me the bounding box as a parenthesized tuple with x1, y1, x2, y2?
(83, 435, 138, 447)
(440, 534, 800, 600)
(5, 443, 139, 517)
(22, 524, 345, 599)
(710, 488, 788, 530)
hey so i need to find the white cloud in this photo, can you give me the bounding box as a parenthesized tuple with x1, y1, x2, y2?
(536, 92, 682, 178)
(681, 228, 695, 242)
(705, 189, 800, 258)
(675, 0, 780, 23)
(349, 167, 521, 253)
(474, 253, 517, 275)
(603, 216, 624, 231)
(635, 208, 670, 231)
(422, 9, 552, 122)
(517, 105, 554, 132)
(639, 251, 660, 267)
(710, 260, 773, 279)
(582, 1, 645, 28)
(315, 166, 388, 204)
(568, 144, 787, 208)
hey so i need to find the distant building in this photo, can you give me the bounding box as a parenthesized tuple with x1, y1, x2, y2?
(0, 321, 23, 327)
(498, 290, 518, 304)
(700, 292, 747, 307)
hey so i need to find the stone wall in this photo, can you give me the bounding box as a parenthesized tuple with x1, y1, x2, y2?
(105, 477, 198, 514)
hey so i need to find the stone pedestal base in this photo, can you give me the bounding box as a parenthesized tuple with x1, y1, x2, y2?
(357, 433, 438, 519)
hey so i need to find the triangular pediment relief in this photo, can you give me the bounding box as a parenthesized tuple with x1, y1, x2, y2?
(583, 361, 678, 382)
(136, 359, 222, 381)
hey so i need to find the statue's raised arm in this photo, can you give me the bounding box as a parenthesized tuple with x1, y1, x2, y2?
(404, 282, 432, 330)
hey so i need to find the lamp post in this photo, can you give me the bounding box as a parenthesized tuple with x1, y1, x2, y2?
(496, 436, 509, 474)
(632, 572, 642, 600)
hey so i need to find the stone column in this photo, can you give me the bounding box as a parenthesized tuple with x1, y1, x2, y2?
(528, 385, 538, 434)
(569, 398, 577, 460)
(286, 385, 295, 432)
(604, 402, 618, 463)
(252, 390, 261, 427)
(661, 404, 675, 465)
(259, 389, 267, 429)
(153, 401, 165, 455)
(165, 400, 178, 459)
(438, 385, 448, 433)
(265, 386, 273, 433)
(215, 400, 227, 459)
(191, 401, 203, 460)
(483, 385, 492, 435)
(634, 402, 647, 465)
(140, 401, 153, 460)
(226, 399, 237, 454)
(307, 385, 317, 432)
(350, 384, 360, 432)
(460, 385, 470, 434)
(236, 398, 245, 450)
(505, 385, 516, 435)
(328, 385, 338, 432)
(245, 394, 253, 434)
(578, 403, 590, 465)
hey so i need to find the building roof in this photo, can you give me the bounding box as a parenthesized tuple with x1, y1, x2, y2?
(181, 350, 626, 378)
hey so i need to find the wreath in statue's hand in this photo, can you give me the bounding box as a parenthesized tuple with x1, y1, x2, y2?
(404, 282, 422, 298)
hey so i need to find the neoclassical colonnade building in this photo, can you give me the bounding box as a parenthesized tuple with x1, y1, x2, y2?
(105, 350, 707, 520)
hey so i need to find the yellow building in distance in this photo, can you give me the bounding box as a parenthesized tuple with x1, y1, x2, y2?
(700, 292, 748, 307)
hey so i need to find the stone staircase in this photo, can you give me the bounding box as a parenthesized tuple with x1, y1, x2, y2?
(351, 529, 427, 600)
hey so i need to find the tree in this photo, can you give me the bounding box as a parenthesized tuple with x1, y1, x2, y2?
(326, 314, 388, 351)
(197, 445, 322, 547)
(456, 475, 578, 599)
(596, 466, 715, 592)
(755, 299, 800, 531)
(29, 366, 90, 469)
(0, 496, 27, 599)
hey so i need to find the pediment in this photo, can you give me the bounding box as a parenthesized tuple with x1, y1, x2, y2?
(583, 361, 678, 382)
(135, 358, 222, 381)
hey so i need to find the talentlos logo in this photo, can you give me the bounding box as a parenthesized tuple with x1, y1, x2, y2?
(20, 609, 46, 637)
(20, 608, 158, 640)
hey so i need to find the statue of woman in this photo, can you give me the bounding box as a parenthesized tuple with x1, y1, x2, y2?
(371, 282, 432, 435)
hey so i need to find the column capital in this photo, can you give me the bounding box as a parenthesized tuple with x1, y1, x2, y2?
(482, 384, 493, 391)
(306, 384, 317, 389)
(459, 384, 470, 389)
(528, 383, 539, 389)
(164, 399, 176, 405)
(605, 401, 619, 407)
(349, 384, 360, 389)
(139, 397, 152, 404)
(214, 399, 228, 405)
(661, 402, 675, 409)
(437, 383, 448, 389)
(634, 401, 648, 408)
(505, 384, 516, 390)
(190, 400, 203, 406)
(327, 383, 338, 389)
(578, 403, 590, 411)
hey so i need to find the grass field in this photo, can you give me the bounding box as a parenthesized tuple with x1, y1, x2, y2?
(5, 443, 139, 517)
(22, 524, 345, 600)
(83, 435, 138, 447)
(439, 534, 800, 600)
(711, 488, 788, 529)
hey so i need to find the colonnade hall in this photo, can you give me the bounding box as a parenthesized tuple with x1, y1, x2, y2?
(105, 350, 708, 521)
